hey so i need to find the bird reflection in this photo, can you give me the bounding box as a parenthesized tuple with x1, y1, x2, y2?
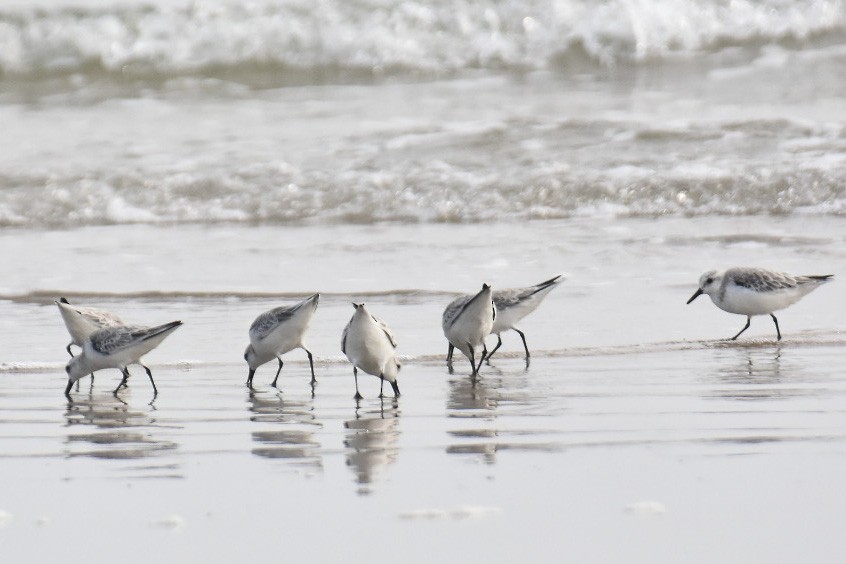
(710, 345, 790, 401)
(445, 372, 500, 463)
(63, 391, 178, 467)
(446, 367, 543, 464)
(344, 400, 400, 493)
(247, 388, 323, 472)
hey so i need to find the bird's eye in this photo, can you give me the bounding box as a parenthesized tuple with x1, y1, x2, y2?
(243, 352, 249, 361)
(65, 365, 70, 374)
(705, 277, 714, 285)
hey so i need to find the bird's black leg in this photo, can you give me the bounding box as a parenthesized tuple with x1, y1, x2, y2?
(305, 348, 316, 385)
(142, 364, 157, 395)
(770, 314, 782, 341)
(379, 375, 385, 398)
(446, 343, 454, 364)
(730, 316, 752, 340)
(78, 371, 94, 392)
(515, 328, 530, 361)
(271, 357, 284, 388)
(353, 367, 363, 400)
(467, 342, 477, 376)
(65, 379, 74, 398)
(66, 343, 74, 358)
(484, 335, 503, 364)
(114, 367, 130, 394)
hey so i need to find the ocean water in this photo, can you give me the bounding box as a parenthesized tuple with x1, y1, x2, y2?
(2, 1, 846, 562)
(1, 0, 846, 226)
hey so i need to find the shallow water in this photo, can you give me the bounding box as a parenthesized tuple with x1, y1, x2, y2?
(3, 348, 846, 563)
(2, 218, 846, 562)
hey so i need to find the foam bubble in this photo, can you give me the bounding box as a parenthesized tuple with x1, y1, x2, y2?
(398, 505, 503, 521)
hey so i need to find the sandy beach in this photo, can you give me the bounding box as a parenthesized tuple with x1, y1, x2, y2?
(2, 218, 846, 563)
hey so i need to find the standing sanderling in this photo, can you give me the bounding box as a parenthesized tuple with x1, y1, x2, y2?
(244, 294, 319, 388)
(442, 283, 496, 376)
(686, 267, 833, 340)
(445, 274, 563, 365)
(341, 303, 401, 400)
(65, 320, 183, 397)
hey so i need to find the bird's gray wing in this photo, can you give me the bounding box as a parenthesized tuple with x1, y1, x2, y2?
(731, 269, 797, 292)
(442, 295, 471, 328)
(250, 305, 297, 341)
(90, 322, 181, 355)
(494, 276, 562, 310)
(492, 288, 524, 310)
(341, 320, 351, 355)
(90, 326, 148, 355)
(372, 315, 398, 348)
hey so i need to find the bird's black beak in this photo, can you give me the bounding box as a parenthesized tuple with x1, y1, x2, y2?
(246, 368, 255, 387)
(686, 288, 704, 304)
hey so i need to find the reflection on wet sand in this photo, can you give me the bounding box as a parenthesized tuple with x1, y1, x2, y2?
(64, 392, 179, 473)
(447, 371, 501, 414)
(247, 389, 323, 473)
(708, 346, 803, 401)
(446, 368, 559, 463)
(344, 400, 400, 493)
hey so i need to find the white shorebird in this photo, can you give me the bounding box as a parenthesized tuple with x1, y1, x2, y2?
(687, 267, 833, 340)
(341, 303, 401, 400)
(244, 294, 319, 388)
(446, 275, 563, 365)
(442, 283, 496, 376)
(65, 320, 183, 397)
(56, 297, 155, 388)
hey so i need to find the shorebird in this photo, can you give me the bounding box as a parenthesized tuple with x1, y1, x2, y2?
(65, 320, 183, 397)
(244, 294, 319, 388)
(341, 303, 400, 400)
(686, 267, 833, 340)
(442, 283, 496, 376)
(56, 297, 155, 389)
(446, 275, 563, 365)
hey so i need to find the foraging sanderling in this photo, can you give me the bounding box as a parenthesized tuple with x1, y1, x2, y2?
(56, 297, 155, 388)
(442, 283, 496, 375)
(65, 320, 183, 397)
(686, 267, 833, 340)
(341, 303, 401, 400)
(244, 294, 319, 388)
(446, 275, 563, 365)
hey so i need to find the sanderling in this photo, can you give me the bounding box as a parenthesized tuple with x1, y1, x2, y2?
(445, 275, 563, 365)
(244, 294, 319, 388)
(341, 303, 401, 400)
(65, 320, 183, 397)
(442, 283, 496, 375)
(56, 297, 154, 388)
(687, 267, 833, 340)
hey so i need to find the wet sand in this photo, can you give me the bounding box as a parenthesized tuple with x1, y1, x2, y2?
(2, 218, 846, 562)
(3, 343, 846, 563)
